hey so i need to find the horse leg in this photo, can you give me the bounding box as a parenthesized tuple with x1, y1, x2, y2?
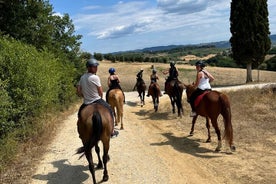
(211, 117, 222, 152)
(189, 115, 198, 136)
(102, 141, 110, 182)
(205, 117, 211, 143)
(156, 96, 159, 111)
(112, 106, 118, 126)
(85, 150, 97, 184)
(142, 91, 145, 105)
(95, 143, 103, 169)
(170, 97, 175, 114)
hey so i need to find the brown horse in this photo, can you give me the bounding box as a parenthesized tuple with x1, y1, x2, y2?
(165, 79, 184, 117)
(184, 84, 236, 152)
(148, 82, 161, 112)
(134, 79, 146, 107)
(76, 103, 113, 183)
(107, 89, 124, 129)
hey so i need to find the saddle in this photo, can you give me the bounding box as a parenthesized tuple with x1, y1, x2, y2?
(194, 91, 210, 107)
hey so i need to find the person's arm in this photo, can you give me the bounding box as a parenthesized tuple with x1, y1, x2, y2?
(162, 69, 169, 75)
(76, 85, 83, 97)
(203, 70, 215, 82)
(116, 75, 121, 83)
(107, 76, 111, 87)
(97, 86, 103, 98)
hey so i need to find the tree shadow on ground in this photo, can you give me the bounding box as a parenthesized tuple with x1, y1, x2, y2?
(32, 159, 90, 184)
(151, 133, 221, 159)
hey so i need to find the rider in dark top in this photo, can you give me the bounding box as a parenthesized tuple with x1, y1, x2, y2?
(163, 61, 179, 94)
(147, 68, 162, 97)
(133, 68, 144, 90)
(106, 67, 125, 103)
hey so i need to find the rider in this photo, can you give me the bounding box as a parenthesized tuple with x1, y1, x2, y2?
(189, 61, 215, 117)
(133, 68, 144, 90)
(146, 68, 162, 97)
(76, 58, 119, 137)
(106, 67, 125, 103)
(163, 61, 179, 94)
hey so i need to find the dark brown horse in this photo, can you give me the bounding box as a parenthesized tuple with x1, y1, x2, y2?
(184, 84, 236, 152)
(148, 82, 161, 112)
(107, 89, 124, 129)
(134, 79, 146, 107)
(76, 103, 113, 183)
(165, 79, 184, 117)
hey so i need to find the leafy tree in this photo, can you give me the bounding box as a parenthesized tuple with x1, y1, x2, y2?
(0, 0, 82, 61)
(230, 0, 271, 82)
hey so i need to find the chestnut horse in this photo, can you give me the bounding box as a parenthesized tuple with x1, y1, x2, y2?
(165, 79, 184, 117)
(184, 84, 236, 152)
(134, 79, 146, 107)
(107, 89, 124, 129)
(76, 103, 113, 183)
(148, 82, 161, 112)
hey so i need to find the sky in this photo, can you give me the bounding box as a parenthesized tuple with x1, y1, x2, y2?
(49, 0, 276, 54)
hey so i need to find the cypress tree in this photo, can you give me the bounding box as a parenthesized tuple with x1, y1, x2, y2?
(230, 0, 271, 82)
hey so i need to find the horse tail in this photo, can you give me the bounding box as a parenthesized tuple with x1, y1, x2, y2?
(219, 94, 233, 147)
(153, 83, 158, 97)
(174, 82, 183, 109)
(76, 111, 103, 158)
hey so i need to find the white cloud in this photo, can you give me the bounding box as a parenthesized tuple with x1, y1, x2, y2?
(70, 0, 275, 53)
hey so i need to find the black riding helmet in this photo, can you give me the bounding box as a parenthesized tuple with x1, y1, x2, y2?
(195, 61, 206, 68)
(170, 61, 175, 67)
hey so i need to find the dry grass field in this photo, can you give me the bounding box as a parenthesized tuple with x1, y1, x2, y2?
(96, 60, 276, 91)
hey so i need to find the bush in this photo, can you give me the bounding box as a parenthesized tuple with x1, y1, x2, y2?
(0, 37, 77, 138)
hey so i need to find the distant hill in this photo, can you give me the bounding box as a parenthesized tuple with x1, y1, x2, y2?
(112, 34, 276, 54)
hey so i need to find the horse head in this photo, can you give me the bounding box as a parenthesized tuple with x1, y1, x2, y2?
(184, 84, 196, 100)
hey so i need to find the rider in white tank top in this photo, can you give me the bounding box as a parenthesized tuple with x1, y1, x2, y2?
(198, 73, 211, 90)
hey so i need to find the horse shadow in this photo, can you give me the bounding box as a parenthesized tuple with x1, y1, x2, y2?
(133, 109, 171, 120)
(125, 100, 138, 107)
(32, 159, 89, 184)
(150, 133, 221, 158)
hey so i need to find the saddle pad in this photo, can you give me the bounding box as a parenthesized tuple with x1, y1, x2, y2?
(194, 91, 209, 107)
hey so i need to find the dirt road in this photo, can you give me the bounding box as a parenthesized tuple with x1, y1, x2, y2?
(31, 84, 275, 184)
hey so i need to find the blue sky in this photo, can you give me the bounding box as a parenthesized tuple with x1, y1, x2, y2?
(49, 0, 276, 54)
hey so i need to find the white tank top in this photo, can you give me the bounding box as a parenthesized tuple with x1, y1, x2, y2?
(198, 71, 211, 90)
(79, 73, 101, 104)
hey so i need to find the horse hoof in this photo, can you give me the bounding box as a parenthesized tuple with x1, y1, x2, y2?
(97, 163, 103, 169)
(215, 147, 221, 152)
(102, 175, 109, 182)
(231, 145, 236, 152)
(206, 138, 211, 143)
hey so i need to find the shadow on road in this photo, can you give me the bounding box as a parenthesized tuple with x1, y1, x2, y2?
(151, 133, 221, 159)
(32, 159, 89, 184)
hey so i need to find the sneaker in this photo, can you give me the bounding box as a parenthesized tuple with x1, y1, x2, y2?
(111, 130, 119, 138)
(190, 111, 197, 117)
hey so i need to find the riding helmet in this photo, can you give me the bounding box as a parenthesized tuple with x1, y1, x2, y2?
(86, 58, 99, 67)
(170, 61, 175, 67)
(195, 61, 206, 68)
(109, 67, 116, 74)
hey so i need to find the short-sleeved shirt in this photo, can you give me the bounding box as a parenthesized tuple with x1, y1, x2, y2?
(79, 73, 101, 104)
